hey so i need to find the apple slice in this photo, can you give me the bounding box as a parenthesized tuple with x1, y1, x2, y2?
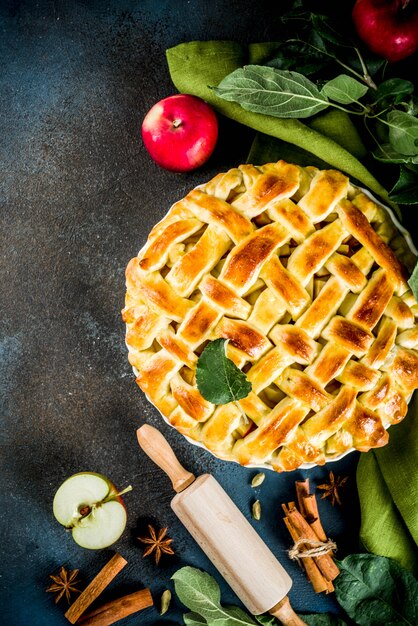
(53, 472, 132, 550)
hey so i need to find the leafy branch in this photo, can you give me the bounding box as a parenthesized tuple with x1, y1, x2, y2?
(212, 0, 418, 204)
(215, 65, 418, 143)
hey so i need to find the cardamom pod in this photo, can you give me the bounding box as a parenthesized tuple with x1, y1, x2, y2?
(251, 472, 265, 487)
(160, 589, 171, 615)
(252, 499, 261, 521)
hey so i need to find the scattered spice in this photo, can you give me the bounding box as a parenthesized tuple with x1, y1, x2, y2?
(137, 525, 174, 564)
(252, 500, 261, 521)
(46, 566, 82, 604)
(160, 589, 172, 615)
(317, 471, 348, 506)
(251, 472, 265, 488)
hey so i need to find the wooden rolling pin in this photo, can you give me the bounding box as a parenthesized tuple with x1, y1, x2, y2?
(137, 425, 306, 626)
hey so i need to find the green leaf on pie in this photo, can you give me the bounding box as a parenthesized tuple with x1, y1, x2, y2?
(321, 74, 368, 104)
(386, 110, 418, 156)
(215, 65, 330, 118)
(196, 339, 251, 404)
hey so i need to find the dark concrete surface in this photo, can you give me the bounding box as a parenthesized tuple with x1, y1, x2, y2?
(1, 1, 366, 624)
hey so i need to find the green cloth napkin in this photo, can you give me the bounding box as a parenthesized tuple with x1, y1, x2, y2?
(166, 39, 417, 572)
(357, 395, 418, 575)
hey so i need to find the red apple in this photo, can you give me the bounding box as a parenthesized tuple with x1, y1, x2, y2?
(141, 94, 218, 172)
(352, 0, 418, 62)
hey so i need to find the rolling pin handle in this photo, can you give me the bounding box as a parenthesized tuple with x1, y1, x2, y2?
(136, 424, 196, 493)
(269, 596, 307, 626)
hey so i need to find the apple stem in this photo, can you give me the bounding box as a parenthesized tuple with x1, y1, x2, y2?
(115, 485, 133, 497)
(354, 48, 377, 90)
(399, 0, 412, 9)
(172, 119, 182, 128)
(363, 74, 377, 90)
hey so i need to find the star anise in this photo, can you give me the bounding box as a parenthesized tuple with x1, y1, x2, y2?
(317, 471, 348, 506)
(46, 566, 82, 604)
(137, 524, 174, 565)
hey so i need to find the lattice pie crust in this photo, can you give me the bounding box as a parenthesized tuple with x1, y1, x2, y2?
(123, 161, 418, 471)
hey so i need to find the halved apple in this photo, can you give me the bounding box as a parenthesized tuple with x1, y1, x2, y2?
(53, 472, 132, 550)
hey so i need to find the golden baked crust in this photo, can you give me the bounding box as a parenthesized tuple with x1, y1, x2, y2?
(123, 160, 418, 471)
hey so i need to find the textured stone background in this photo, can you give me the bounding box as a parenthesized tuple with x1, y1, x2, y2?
(1, 1, 368, 624)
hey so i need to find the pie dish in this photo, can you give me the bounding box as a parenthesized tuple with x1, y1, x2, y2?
(123, 160, 418, 472)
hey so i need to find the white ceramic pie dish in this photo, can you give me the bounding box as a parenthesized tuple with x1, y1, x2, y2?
(128, 183, 417, 472)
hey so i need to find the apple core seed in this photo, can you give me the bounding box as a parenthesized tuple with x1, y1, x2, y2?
(79, 505, 92, 517)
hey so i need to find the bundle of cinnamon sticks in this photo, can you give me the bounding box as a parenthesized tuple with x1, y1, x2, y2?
(282, 479, 340, 593)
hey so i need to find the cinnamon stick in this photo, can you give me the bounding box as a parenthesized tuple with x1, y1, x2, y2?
(295, 479, 310, 517)
(283, 517, 329, 594)
(302, 494, 327, 541)
(281, 503, 290, 516)
(65, 554, 127, 624)
(287, 508, 340, 581)
(77, 588, 153, 626)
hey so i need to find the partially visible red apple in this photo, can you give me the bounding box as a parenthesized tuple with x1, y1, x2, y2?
(352, 0, 418, 62)
(141, 94, 218, 172)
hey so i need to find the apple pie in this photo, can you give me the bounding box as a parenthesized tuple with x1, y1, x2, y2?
(123, 161, 418, 471)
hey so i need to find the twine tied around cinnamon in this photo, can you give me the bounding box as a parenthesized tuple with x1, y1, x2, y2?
(288, 537, 337, 561)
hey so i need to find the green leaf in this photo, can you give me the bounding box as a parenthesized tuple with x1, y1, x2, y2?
(184, 613, 208, 625)
(172, 567, 222, 620)
(172, 567, 257, 626)
(224, 607, 259, 624)
(389, 167, 418, 204)
(255, 615, 277, 625)
(372, 79, 414, 108)
(335, 554, 418, 625)
(311, 14, 346, 47)
(321, 74, 368, 104)
(215, 65, 330, 118)
(405, 95, 418, 116)
(196, 339, 251, 404)
(266, 40, 330, 76)
(373, 145, 418, 164)
(303, 615, 348, 625)
(408, 260, 418, 301)
(256, 612, 347, 626)
(386, 110, 418, 156)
